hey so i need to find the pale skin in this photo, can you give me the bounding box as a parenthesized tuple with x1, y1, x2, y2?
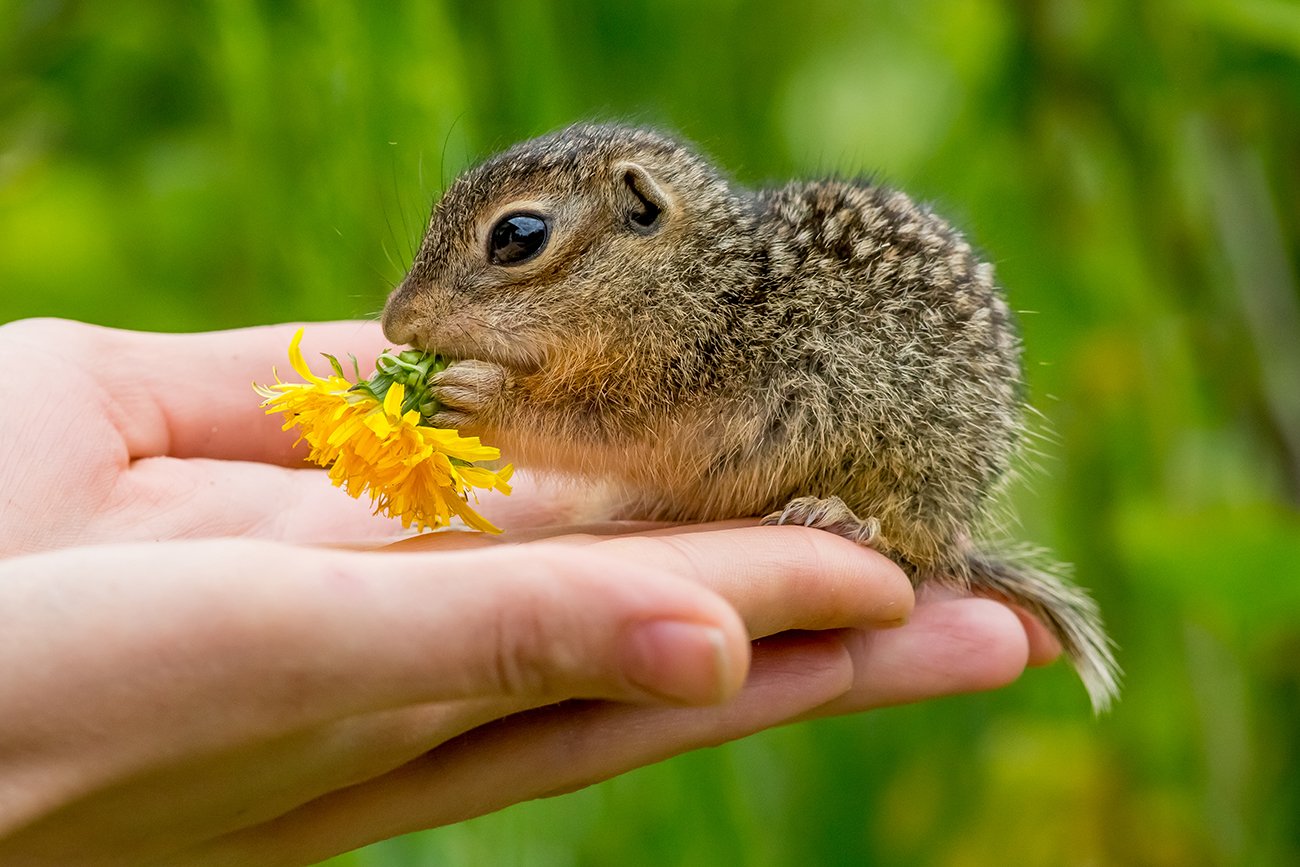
(0, 318, 1060, 866)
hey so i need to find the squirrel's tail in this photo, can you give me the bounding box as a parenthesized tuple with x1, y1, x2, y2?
(962, 549, 1121, 714)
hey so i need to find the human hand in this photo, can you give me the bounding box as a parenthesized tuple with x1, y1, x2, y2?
(0, 523, 1056, 866)
(0, 319, 1058, 865)
(0, 522, 885, 863)
(0, 318, 421, 556)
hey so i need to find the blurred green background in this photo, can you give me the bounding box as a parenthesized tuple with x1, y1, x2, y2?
(4, 0, 1299, 864)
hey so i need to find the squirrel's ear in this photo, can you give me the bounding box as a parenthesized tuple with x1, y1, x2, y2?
(614, 161, 668, 234)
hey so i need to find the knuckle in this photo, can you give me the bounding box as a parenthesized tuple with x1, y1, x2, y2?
(478, 548, 641, 700)
(484, 561, 583, 699)
(488, 595, 554, 697)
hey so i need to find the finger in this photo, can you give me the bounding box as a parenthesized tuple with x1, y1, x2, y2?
(918, 581, 1061, 667)
(384, 520, 671, 551)
(191, 600, 1033, 863)
(383, 507, 759, 553)
(1008, 605, 1064, 667)
(184, 632, 856, 866)
(807, 597, 1031, 716)
(0, 697, 518, 864)
(196, 526, 918, 845)
(616, 518, 760, 536)
(386, 523, 915, 638)
(587, 524, 914, 635)
(0, 538, 753, 796)
(511, 517, 758, 542)
(13, 318, 390, 465)
(141, 521, 923, 840)
(124, 588, 1037, 866)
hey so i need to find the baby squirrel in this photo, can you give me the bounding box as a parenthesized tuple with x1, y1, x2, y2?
(382, 123, 1120, 712)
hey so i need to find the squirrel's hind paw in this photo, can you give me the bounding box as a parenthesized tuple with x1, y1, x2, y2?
(762, 495, 882, 547)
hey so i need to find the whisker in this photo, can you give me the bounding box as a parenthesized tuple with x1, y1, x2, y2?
(330, 225, 399, 295)
(441, 113, 466, 191)
(390, 145, 416, 262)
(378, 237, 400, 273)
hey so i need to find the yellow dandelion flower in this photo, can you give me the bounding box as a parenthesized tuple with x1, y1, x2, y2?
(254, 328, 513, 533)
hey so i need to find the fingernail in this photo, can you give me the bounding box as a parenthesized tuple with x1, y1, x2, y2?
(874, 598, 912, 629)
(621, 620, 732, 705)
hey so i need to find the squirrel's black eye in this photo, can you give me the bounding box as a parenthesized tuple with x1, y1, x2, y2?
(488, 213, 549, 266)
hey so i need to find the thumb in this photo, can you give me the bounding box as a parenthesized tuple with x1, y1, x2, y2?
(0, 539, 752, 833)
(0, 540, 754, 740)
(339, 543, 754, 709)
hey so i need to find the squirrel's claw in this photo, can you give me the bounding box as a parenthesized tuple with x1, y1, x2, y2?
(762, 495, 883, 548)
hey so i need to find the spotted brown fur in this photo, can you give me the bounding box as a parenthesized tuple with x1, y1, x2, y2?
(384, 123, 1119, 711)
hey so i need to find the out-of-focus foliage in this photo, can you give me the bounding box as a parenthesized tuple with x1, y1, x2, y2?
(3, 0, 1298, 864)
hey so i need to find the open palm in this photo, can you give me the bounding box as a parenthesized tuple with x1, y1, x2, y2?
(0, 319, 1056, 866)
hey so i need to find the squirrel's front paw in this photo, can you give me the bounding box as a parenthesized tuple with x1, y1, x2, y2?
(430, 360, 513, 430)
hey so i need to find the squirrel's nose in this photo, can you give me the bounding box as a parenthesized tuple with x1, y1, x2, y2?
(381, 286, 421, 346)
(382, 318, 415, 347)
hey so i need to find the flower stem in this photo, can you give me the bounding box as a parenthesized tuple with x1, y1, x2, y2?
(352, 348, 449, 422)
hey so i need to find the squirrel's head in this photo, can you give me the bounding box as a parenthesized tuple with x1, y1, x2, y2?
(382, 123, 757, 371)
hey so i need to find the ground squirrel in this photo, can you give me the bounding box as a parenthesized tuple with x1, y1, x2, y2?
(382, 123, 1120, 712)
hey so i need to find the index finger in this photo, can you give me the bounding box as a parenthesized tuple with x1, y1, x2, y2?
(390, 522, 915, 633)
(590, 524, 915, 634)
(26, 318, 389, 465)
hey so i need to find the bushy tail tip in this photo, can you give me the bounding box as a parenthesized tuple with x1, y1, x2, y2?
(965, 550, 1121, 714)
